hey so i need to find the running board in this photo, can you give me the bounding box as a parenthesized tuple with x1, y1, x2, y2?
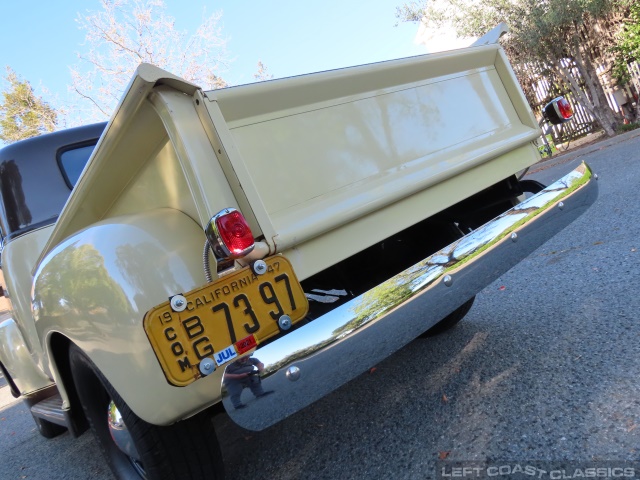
(30, 393, 70, 428)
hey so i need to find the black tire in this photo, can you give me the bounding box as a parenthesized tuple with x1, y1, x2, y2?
(421, 296, 475, 337)
(68, 344, 224, 480)
(419, 221, 476, 337)
(519, 179, 546, 195)
(31, 414, 67, 439)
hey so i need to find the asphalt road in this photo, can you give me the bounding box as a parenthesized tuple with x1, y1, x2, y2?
(1, 132, 639, 480)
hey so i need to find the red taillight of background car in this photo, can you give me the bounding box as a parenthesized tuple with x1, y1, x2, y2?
(555, 98, 573, 120)
(205, 208, 255, 259)
(544, 96, 573, 124)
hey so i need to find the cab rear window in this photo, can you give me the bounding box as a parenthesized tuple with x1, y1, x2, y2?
(58, 142, 97, 188)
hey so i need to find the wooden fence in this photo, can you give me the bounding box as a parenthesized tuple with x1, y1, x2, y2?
(514, 59, 640, 151)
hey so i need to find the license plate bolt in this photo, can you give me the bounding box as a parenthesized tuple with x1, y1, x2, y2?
(199, 358, 216, 376)
(278, 315, 292, 331)
(252, 260, 268, 275)
(169, 294, 187, 312)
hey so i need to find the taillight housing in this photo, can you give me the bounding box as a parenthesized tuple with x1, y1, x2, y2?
(205, 208, 255, 260)
(543, 97, 574, 124)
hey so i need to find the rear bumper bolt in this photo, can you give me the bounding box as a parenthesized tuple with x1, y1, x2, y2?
(286, 366, 301, 382)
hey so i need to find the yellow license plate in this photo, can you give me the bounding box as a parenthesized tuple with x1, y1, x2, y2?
(143, 255, 308, 387)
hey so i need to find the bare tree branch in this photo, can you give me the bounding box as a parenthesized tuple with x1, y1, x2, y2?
(69, 0, 229, 122)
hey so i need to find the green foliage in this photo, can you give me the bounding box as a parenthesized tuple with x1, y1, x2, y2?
(395, 1, 424, 23)
(397, 0, 617, 64)
(616, 122, 640, 132)
(612, 2, 640, 83)
(0, 67, 57, 144)
(396, 0, 624, 137)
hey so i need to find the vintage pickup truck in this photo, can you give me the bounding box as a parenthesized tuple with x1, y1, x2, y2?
(0, 36, 597, 479)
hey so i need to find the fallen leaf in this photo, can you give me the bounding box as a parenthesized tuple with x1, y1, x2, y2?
(442, 394, 449, 403)
(438, 451, 451, 460)
(499, 286, 506, 291)
(369, 367, 377, 374)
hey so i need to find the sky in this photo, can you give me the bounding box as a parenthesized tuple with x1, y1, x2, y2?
(0, 0, 439, 127)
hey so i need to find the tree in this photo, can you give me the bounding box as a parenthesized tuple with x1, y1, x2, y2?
(397, 0, 624, 137)
(0, 67, 58, 144)
(70, 0, 229, 121)
(254, 61, 274, 81)
(612, 1, 640, 121)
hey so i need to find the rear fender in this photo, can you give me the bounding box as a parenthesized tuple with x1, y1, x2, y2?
(34, 208, 223, 425)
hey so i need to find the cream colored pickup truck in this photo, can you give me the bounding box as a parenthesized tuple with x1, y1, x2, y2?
(0, 38, 597, 479)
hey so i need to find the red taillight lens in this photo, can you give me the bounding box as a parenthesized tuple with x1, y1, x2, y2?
(544, 96, 573, 125)
(557, 98, 573, 120)
(216, 211, 254, 255)
(205, 208, 255, 259)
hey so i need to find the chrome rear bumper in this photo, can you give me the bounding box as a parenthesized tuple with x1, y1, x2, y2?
(223, 163, 598, 430)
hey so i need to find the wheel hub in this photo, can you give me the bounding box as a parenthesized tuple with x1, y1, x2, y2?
(107, 401, 141, 463)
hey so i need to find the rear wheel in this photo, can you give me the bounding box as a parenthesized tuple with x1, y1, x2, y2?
(68, 344, 224, 480)
(420, 296, 475, 337)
